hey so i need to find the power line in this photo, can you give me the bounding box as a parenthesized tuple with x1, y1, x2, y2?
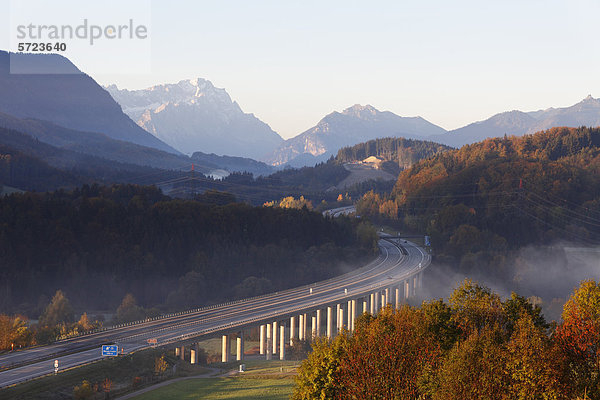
(522, 196, 600, 229)
(512, 204, 598, 246)
(524, 189, 600, 225)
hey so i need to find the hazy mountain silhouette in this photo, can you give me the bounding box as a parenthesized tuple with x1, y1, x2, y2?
(432, 95, 600, 147)
(265, 104, 447, 167)
(0, 51, 178, 154)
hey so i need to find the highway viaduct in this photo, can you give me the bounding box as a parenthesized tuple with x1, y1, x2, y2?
(0, 234, 430, 387)
(217, 236, 428, 363)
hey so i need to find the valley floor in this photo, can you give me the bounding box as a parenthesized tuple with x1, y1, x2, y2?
(123, 360, 297, 400)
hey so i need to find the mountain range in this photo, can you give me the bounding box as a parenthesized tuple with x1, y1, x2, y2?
(432, 95, 600, 147)
(101, 68, 600, 168)
(105, 79, 283, 159)
(264, 104, 447, 167)
(0, 51, 274, 180)
(0, 51, 178, 154)
(2, 49, 600, 191)
(267, 98, 600, 166)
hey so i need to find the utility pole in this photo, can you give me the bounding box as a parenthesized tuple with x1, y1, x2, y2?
(190, 164, 196, 199)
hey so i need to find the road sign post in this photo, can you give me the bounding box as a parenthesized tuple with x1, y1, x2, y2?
(101, 345, 118, 356)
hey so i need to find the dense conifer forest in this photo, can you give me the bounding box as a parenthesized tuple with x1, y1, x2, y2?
(336, 137, 451, 174)
(0, 184, 377, 319)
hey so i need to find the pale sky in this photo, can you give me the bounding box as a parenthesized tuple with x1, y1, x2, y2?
(2, 0, 600, 139)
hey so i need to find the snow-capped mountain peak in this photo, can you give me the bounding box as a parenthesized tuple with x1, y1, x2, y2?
(105, 79, 282, 158)
(342, 104, 379, 119)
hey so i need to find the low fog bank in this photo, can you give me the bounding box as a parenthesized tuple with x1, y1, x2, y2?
(420, 242, 600, 322)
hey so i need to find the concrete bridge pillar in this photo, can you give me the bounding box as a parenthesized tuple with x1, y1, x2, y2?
(266, 323, 272, 360)
(351, 299, 357, 331)
(339, 306, 344, 331)
(327, 306, 333, 338)
(370, 293, 375, 314)
(311, 316, 317, 338)
(260, 325, 265, 355)
(190, 349, 196, 364)
(221, 335, 229, 363)
(280, 323, 286, 360)
(381, 293, 385, 310)
(405, 280, 410, 299)
(180, 345, 185, 361)
(316, 309, 322, 337)
(298, 314, 304, 341)
(303, 313, 308, 340)
(336, 304, 341, 330)
(362, 299, 368, 314)
(290, 316, 296, 345)
(395, 287, 400, 309)
(236, 333, 244, 361)
(175, 347, 180, 357)
(413, 276, 418, 295)
(347, 300, 352, 328)
(385, 288, 390, 306)
(272, 321, 278, 355)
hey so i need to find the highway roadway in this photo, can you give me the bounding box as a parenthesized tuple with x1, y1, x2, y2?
(322, 205, 356, 217)
(0, 236, 429, 388)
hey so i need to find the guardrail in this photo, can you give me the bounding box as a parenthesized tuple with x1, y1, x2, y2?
(58, 252, 387, 343)
(116, 237, 431, 347)
(1, 237, 430, 388)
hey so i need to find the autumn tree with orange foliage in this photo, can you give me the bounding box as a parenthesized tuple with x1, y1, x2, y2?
(293, 280, 599, 399)
(389, 127, 600, 252)
(336, 306, 442, 399)
(555, 280, 600, 398)
(0, 314, 34, 350)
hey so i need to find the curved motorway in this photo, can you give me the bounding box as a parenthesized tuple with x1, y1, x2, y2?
(0, 235, 430, 388)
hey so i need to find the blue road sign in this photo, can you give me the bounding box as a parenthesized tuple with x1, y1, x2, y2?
(102, 345, 118, 356)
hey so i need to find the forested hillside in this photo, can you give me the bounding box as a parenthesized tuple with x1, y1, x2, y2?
(336, 137, 451, 174)
(393, 126, 600, 249)
(356, 127, 600, 312)
(0, 144, 84, 191)
(0, 184, 376, 317)
(204, 138, 450, 206)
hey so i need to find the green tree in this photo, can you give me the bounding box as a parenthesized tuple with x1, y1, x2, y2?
(154, 355, 168, 377)
(39, 290, 73, 327)
(505, 314, 567, 400)
(421, 299, 460, 351)
(355, 221, 377, 252)
(116, 293, 145, 323)
(73, 380, 94, 400)
(502, 292, 547, 335)
(293, 335, 348, 400)
(432, 326, 509, 400)
(449, 279, 505, 337)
